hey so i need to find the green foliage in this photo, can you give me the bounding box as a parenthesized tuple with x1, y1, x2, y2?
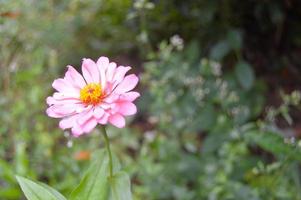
(235, 61, 255, 90)
(139, 40, 301, 199)
(69, 150, 112, 200)
(18, 150, 132, 200)
(110, 171, 132, 200)
(143, 41, 264, 133)
(1, 0, 301, 200)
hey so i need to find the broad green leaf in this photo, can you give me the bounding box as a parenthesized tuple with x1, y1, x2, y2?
(16, 176, 66, 200)
(210, 40, 230, 61)
(235, 61, 255, 90)
(39, 183, 67, 200)
(69, 150, 121, 200)
(110, 171, 132, 200)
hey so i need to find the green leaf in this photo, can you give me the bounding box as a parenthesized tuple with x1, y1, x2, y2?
(69, 150, 121, 200)
(227, 29, 242, 50)
(110, 171, 132, 200)
(197, 104, 217, 131)
(244, 131, 301, 160)
(39, 183, 67, 200)
(16, 176, 66, 200)
(210, 40, 230, 61)
(235, 61, 255, 90)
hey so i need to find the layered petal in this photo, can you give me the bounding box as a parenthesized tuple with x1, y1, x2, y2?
(109, 114, 125, 128)
(71, 123, 84, 137)
(59, 114, 79, 129)
(114, 74, 139, 94)
(46, 96, 81, 106)
(93, 107, 105, 119)
(77, 109, 93, 125)
(52, 78, 78, 94)
(47, 104, 77, 116)
(81, 118, 98, 133)
(97, 56, 109, 88)
(82, 58, 100, 83)
(112, 66, 131, 88)
(98, 112, 109, 125)
(117, 102, 137, 116)
(106, 62, 117, 82)
(65, 65, 86, 88)
(119, 91, 140, 102)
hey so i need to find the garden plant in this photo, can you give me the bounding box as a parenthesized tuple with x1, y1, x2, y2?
(1, 0, 301, 200)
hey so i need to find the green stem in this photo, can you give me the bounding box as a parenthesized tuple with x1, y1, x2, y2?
(101, 126, 113, 178)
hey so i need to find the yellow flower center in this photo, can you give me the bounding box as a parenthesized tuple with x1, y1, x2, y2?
(80, 83, 103, 105)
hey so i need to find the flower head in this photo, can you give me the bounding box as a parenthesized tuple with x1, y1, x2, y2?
(46, 56, 140, 137)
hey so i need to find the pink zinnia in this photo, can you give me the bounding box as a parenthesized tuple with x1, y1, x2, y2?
(46, 56, 140, 137)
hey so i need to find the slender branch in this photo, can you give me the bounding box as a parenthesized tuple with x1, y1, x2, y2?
(101, 126, 113, 178)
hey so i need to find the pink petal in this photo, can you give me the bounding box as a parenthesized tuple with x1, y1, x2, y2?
(46, 96, 58, 105)
(93, 107, 105, 119)
(97, 56, 110, 72)
(103, 93, 119, 103)
(46, 107, 64, 118)
(71, 124, 84, 137)
(98, 112, 109, 124)
(117, 102, 137, 116)
(46, 96, 81, 106)
(110, 103, 119, 114)
(65, 65, 86, 88)
(109, 114, 125, 128)
(53, 92, 80, 99)
(114, 74, 139, 94)
(52, 78, 78, 94)
(59, 114, 78, 129)
(46, 105, 76, 118)
(99, 102, 111, 110)
(112, 66, 131, 88)
(119, 92, 140, 102)
(50, 104, 79, 115)
(103, 82, 114, 94)
(97, 57, 109, 88)
(106, 62, 117, 82)
(77, 109, 93, 125)
(82, 118, 98, 133)
(82, 58, 100, 83)
(75, 104, 92, 113)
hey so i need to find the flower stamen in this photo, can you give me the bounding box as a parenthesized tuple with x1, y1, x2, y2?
(80, 83, 103, 105)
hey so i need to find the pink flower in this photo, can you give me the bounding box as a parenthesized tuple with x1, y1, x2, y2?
(46, 56, 140, 137)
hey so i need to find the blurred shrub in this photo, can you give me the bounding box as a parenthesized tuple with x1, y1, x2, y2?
(135, 40, 301, 199)
(143, 41, 264, 133)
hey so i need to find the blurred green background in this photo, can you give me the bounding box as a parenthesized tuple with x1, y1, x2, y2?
(1, 0, 301, 199)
